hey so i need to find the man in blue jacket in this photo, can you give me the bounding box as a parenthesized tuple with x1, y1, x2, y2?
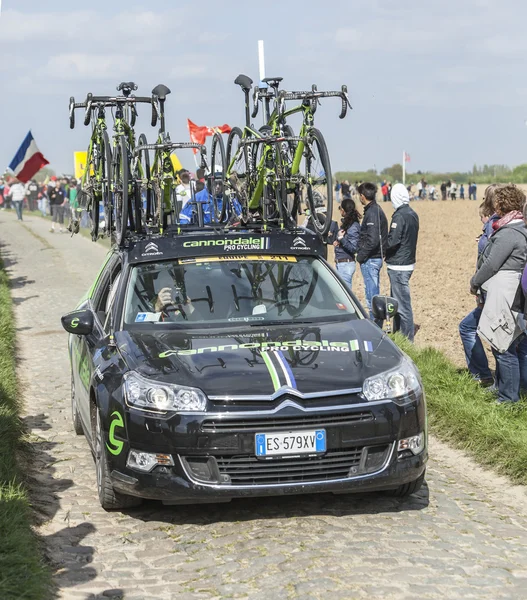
(356, 182, 388, 326)
(385, 183, 419, 341)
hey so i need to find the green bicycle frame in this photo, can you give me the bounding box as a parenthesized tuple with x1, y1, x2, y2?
(81, 114, 108, 198)
(267, 102, 315, 177)
(227, 101, 315, 217)
(227, 126, 284, 224)
(111, 114, 135, 168)
(151, 134, 176, 234)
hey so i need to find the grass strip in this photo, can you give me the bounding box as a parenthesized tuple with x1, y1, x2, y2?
(0, 257, 52, 600)
(394, 333, 527, 485)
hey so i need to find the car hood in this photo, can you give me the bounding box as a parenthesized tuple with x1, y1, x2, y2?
(115, 320, 403, 397)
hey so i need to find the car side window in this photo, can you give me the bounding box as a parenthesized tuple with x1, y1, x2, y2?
(103, 271, 122, 333)
(92, 261, 122, 329)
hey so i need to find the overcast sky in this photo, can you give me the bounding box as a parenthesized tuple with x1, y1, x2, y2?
(1, 0, 527, 176)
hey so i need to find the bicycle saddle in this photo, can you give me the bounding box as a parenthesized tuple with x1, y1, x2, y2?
(152, 84, 171, 100)
(234, 74, 253, 91)
(117, 81, 138, 96)
(262, 77, 283, 87)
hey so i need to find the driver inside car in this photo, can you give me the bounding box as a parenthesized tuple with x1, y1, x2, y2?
(151, 270, 198, 321)
(154, 285, 196, 319)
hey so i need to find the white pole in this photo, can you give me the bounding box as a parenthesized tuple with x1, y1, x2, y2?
(402, 150, 406, 185)
(258, 40, 266, 82)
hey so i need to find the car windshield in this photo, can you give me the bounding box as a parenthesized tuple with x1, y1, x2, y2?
(123, 256, 360, 328)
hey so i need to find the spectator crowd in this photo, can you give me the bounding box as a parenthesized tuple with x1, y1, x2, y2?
(332, 178, 527, 404)
(334, 178, 480, 203)
(0, 175, 80, 232)
(329, 181, 420, 342)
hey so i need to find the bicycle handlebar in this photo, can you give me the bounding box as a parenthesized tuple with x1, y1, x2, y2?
(251, 86, 259, 119)
(83, 94, 93, 126)
(69, 93, 155, 128)
(88, 95, 153, 105)
(251, 84, 279, 120)
(151, 101, 158, 128)
(278, 85, 352, 119)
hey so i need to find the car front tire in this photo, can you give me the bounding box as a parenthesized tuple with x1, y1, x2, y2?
(388, 471, 426, 498)
(71, 373, 84, 436)
(94, 409, 142, 510)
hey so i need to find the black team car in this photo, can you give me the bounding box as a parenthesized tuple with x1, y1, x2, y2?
(62, 229, 427, 509)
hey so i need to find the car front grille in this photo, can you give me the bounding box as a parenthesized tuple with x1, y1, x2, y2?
(214, 447, 372, 485)
(201, 411, 373, 434)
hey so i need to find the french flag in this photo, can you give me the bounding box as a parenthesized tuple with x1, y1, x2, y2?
(9, 131, 49, 183)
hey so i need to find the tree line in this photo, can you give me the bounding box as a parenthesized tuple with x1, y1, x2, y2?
(335, 163, 527, 185)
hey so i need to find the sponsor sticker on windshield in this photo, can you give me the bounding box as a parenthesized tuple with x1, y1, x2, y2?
(135, 312, 162, 323)
(181, 255, 297, 264)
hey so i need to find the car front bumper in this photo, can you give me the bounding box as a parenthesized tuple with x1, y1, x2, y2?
(110, 448, 427, 503)
(109, 393, 427, 503)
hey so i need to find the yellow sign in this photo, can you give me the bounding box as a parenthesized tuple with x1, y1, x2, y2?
(171, 153, 183, 172)
(74, 151, 88, 180)
(74, 151, 183, 180)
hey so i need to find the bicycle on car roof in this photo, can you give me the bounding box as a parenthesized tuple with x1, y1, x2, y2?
(224, 74, 352, 236)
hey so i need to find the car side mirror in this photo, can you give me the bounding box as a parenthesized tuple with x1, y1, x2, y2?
(61, 309, 94, 336)
(371, 296, 398, 321)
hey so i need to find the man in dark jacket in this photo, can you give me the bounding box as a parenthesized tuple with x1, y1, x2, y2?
(26, 179, 39, 211)
(385, 184, 419, 341)
(48, 179, 65, 233)
(356, 182, 388, 326)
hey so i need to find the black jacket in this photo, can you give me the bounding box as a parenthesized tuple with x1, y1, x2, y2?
(385, 204, 419, 266)
(356, 201, 388, 264)
(48, 188, 65, 206)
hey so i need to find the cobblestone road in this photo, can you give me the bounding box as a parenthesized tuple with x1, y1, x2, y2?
(2, 211, 527, 600)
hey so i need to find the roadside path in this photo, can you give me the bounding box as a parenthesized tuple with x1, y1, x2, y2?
(1, 211, 527, 600)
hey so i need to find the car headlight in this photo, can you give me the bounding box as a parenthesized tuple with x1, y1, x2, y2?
(123, 371, 207, 413)
(362, 356, 422, 404)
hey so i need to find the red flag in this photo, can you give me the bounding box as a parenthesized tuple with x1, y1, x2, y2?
(210, 124, 232, 135)
(187, 120, 231, 154)
(404, 152, 411, 162)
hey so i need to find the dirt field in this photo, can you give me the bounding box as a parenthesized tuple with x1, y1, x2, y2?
(327, 194, 493, 367)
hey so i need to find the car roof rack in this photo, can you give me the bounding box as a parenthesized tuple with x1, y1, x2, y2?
(122, 226, 327, 264)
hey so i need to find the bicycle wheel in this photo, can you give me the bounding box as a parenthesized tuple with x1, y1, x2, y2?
(209, 133, 226, 222)
(134, 133, 150, 233)
(226, 127, 251, 212)
(112, 135, 130, 247)
(250, 138, 287, 228)
(281, 124, 302, 222)
(101, 130, 113, 239)
(82, 144, 100, 241)
(263, 141, 287, 228)
(90, 193, 100, 240)
(282, 124, 297, 169)
(304, 128, 333, 236)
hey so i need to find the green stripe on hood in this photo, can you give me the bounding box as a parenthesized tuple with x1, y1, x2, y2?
(261, 351, 281, 392)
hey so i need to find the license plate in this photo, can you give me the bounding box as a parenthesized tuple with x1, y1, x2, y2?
(255, 430, 326, 458)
